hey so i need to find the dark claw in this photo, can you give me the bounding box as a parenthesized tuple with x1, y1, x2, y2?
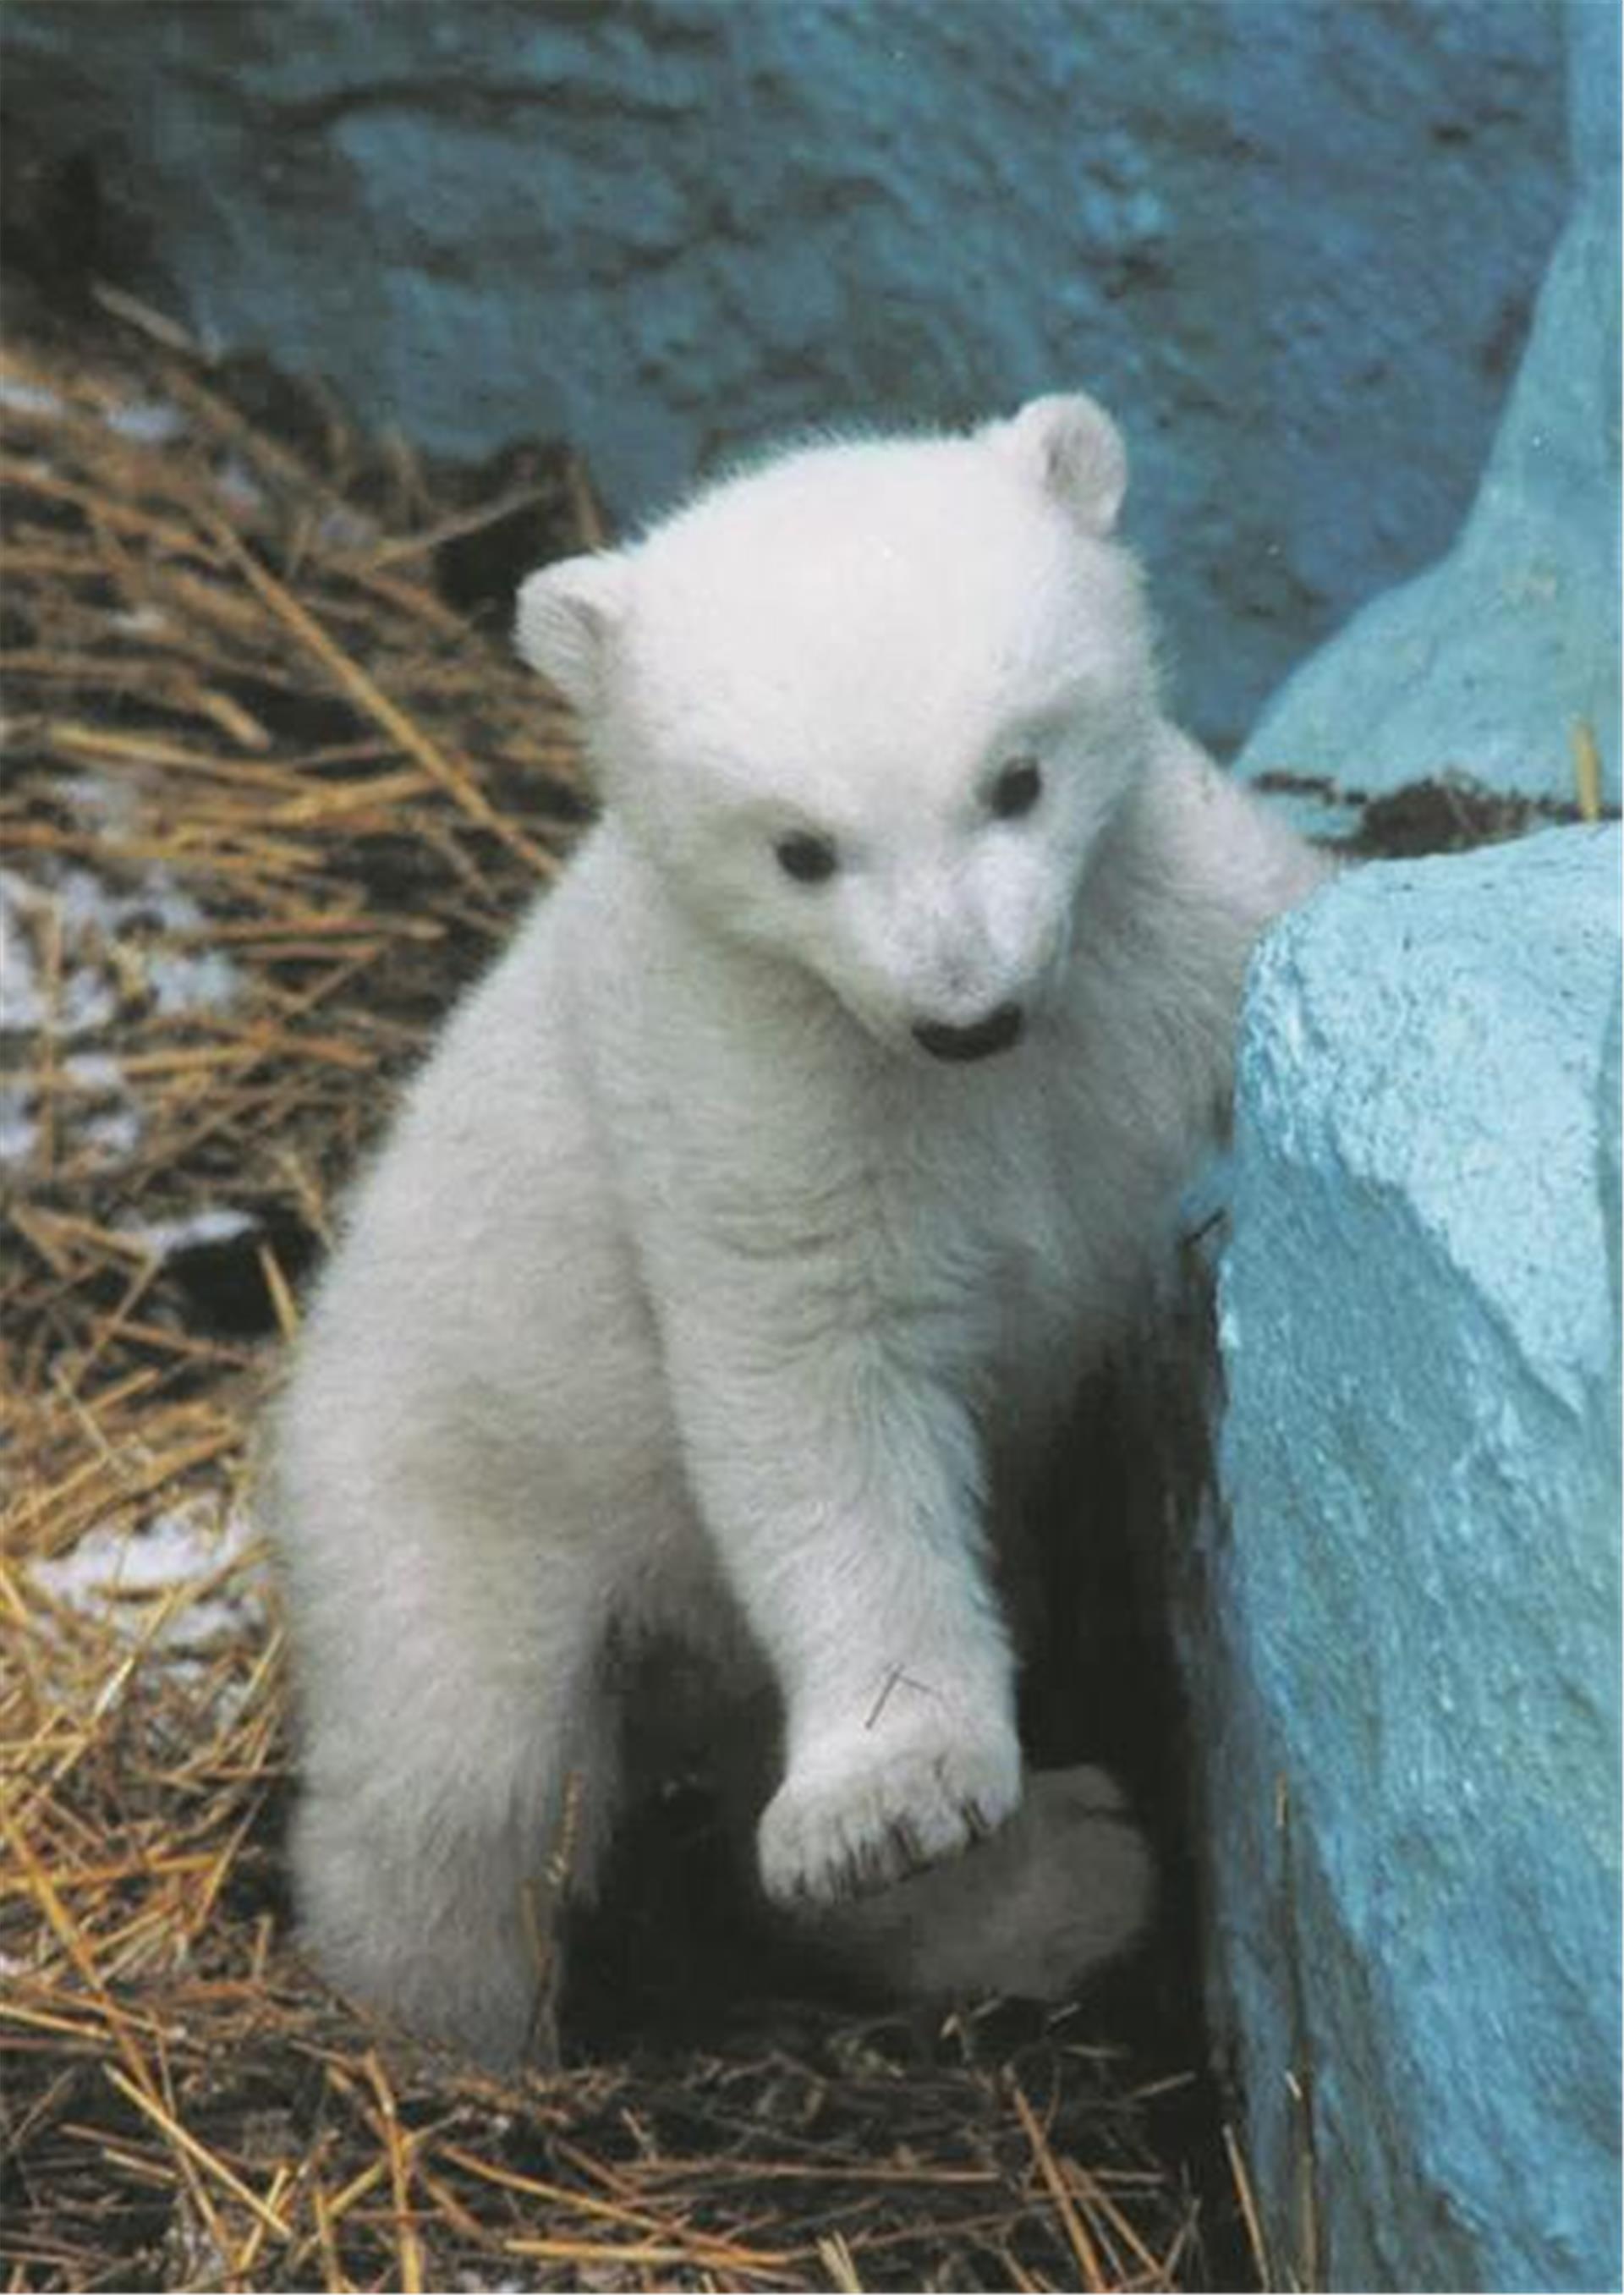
(886, 1812, 926, 1879)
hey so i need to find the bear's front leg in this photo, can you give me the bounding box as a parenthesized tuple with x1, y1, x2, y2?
(663, 1281, 1022, 1908)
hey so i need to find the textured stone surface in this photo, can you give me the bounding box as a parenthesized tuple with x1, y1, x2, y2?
(1193, 826, 1622, 2290)
(0, 0, 1567, 755)
(1237, 0, 1620, 815)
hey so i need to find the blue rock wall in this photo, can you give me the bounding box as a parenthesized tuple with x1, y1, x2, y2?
(1197, 826, 1622, 2290)
(0, 0, 1567, 755)
(1237, 0, 1621, 813)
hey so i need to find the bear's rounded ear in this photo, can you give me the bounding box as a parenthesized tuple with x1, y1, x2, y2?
(514, 553, 628, 714)
(986, 393, 1127, 537)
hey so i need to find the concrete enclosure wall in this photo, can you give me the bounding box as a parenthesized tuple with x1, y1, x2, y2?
(0, 0, 1568, 754)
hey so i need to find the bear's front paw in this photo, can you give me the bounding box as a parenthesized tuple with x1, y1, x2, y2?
(758, 1724, 1022, 1907)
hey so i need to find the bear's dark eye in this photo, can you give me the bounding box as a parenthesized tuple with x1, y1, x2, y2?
(774, 831, 839, 884)
(989, 756, 1043, 820)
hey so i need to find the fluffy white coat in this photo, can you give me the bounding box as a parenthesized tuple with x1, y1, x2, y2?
(266, 395, 1326, 2065)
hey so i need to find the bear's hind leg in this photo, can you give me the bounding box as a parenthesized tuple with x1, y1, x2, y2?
(785, 1765, 1153, 2008)
(286, 1550, 621, 2071)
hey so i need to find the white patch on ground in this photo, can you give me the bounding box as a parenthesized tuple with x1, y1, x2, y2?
(0, 1086, 37, 1163)
(122, 1205, 260, 1258)
(30, 1501, 266, 1651)
(1, 870, 44, 1027)
(39, 1051, 147, 1167)
(60, 1048, 127, 1093)
(0, 377, 63, 417)
(217, 455, 266, 513)
(0, 829, 241, 1170)
(80, 1101, 145, 1166)
(102, 398, 187, 447)
(318, 504, 373, 552)
(58, 771, 141, 829)
(108, 604, 172, 641)
(80, 1102, 145, 1166)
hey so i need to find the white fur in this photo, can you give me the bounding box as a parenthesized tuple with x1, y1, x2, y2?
(265, 395, 1327, 2065)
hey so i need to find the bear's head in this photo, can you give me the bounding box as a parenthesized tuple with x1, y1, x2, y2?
(517, 394, 1161, 1063)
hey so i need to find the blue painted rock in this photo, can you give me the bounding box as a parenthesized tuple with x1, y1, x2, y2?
(1237, 2, 1620, 820)
(1193, 824, 1621, 2290)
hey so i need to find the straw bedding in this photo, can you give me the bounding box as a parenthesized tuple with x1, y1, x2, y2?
(2, 302, 1254, 2292)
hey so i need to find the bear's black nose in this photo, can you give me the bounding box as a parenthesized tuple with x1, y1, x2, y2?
(912, 1003, 1025, 1062)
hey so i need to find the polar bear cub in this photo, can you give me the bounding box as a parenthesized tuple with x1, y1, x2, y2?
(266, 394, 1325, 2066)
